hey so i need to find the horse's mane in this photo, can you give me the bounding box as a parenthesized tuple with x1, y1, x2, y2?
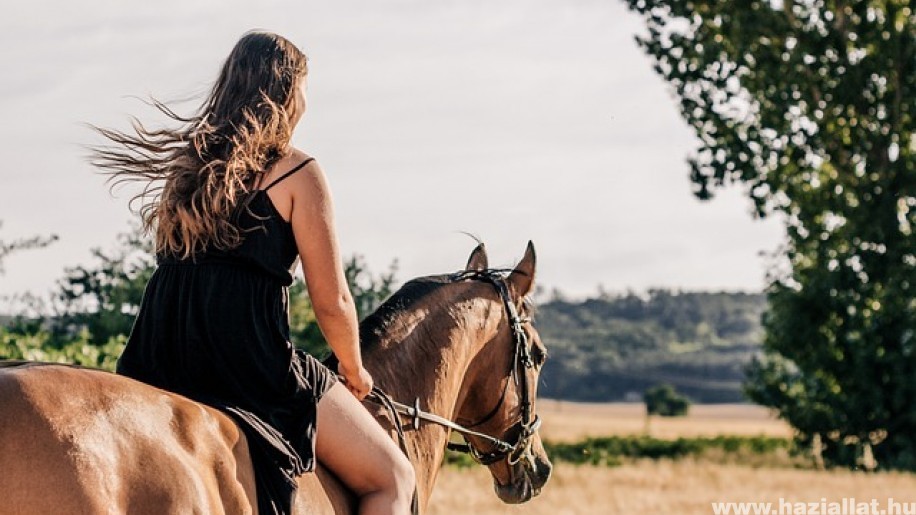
(357, 274, 452, 351)
(322, 267, 532, 370)
(321, 274, 452, 371)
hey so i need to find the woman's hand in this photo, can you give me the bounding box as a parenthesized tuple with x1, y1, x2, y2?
(338, 362, 373, 400)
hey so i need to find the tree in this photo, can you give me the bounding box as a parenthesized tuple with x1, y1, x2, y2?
(644, 384, 691, 417)
(344, 254, 399, 320)
(624, 0, 915, 469)
(289, 254, 399, 357)
(0, 221, 57, 274)
(54, 229, 155, 344)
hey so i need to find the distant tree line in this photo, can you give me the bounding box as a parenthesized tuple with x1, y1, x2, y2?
(536, 289, 767, 403)
(1, 226, 772, 406)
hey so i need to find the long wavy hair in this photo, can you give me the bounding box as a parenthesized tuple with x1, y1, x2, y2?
(90, 31, 308, 258)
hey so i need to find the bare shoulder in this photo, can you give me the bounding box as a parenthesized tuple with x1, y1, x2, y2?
(287, 147, 316, 166)
(285, 148, 331, 202)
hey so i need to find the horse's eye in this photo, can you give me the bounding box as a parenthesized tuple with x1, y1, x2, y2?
(532, 345, 547, 367)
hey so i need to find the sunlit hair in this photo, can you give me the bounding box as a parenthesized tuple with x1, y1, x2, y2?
(90, 30, 308, 258)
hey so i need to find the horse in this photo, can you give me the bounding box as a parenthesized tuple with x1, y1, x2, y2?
(0, 241, 552, 514)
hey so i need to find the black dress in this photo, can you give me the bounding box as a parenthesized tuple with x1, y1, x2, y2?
(116, 157, 338, 515)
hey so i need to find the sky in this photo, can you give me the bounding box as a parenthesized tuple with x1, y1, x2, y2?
(0, 0, 785, 306)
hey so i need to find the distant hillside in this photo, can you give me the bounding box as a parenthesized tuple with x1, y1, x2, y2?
(536, 289, 767, 403)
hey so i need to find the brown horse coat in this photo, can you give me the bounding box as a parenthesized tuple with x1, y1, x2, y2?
(0, 362, 257, 514)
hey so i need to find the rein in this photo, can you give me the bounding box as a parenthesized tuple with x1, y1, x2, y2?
(366, 268, 542, 467)
(367, 387, 543, 465)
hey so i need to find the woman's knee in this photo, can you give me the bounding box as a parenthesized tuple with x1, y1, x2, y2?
(314, 384, 415, 496)
(390, 450, 416, 493)
(367, 443, 414, 496)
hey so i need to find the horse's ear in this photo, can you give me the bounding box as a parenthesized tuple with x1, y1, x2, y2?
(508, 240, 536, 298)
(465, 242, 489, 271)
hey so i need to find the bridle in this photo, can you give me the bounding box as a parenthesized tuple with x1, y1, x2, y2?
(446, 268, 542, 465)
(367, 268, 543, 468)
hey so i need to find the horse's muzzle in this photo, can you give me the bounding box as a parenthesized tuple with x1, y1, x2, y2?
(493, 449, 552, 504)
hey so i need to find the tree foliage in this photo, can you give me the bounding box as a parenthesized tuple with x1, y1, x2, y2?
(0, 322, 124, 371)
(54, 230, 155, 344)
(645, 383, 692, 417)
(289, 254, 398, 357)
(624, 0, 915, 469)
(0, 221, 57, 274)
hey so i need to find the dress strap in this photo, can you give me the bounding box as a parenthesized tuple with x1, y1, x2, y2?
(262, 157, 315, 191)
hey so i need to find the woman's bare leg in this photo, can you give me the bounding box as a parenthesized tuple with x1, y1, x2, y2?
(316, 382, 415, 514)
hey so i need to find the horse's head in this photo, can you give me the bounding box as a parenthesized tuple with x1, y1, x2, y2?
(451, 241, 552, 504)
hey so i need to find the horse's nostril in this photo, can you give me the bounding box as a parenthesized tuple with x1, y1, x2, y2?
(530, 457, 552, 490)
(541, 458, 553, 475)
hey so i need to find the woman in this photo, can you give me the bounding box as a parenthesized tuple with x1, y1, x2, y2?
(92, 31, 415, 514)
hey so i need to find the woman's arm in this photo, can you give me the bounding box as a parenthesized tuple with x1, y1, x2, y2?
(285, 155, 373, 399)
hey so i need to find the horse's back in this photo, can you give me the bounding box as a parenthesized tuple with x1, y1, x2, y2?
(0, 362, 257, 515)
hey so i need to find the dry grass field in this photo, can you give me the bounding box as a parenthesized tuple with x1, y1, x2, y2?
(429, 461, 916, 514)
(427, 402, 916, 514)
(537, 400, 792, 441)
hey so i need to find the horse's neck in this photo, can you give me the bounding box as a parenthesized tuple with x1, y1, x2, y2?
(363, 296, 486, 508)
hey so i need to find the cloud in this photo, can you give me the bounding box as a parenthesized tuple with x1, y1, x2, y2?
(0, 0, 783, 301)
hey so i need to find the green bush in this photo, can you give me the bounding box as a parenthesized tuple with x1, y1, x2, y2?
(444, 434, 798, 468)
(644, 384, 691, 417)
(0, 325, 124, 371)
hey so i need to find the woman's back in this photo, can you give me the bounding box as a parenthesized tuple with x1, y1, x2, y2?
(156, 157, 315, 285)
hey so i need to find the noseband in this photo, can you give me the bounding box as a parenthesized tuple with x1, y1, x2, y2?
(368, 268, 542, 467)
